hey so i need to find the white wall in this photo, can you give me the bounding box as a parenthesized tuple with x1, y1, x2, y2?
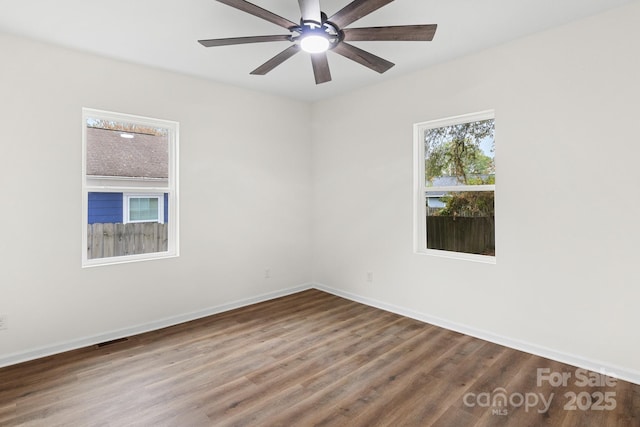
(0, 33, 312, 363)
(311, 2, 640, 380)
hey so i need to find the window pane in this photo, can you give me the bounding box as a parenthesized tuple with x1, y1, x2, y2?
(426, 190, 495, 256)
(424, 119, 495, 187)
(85, 119, 168, 185)
(130, 197, 158, 222)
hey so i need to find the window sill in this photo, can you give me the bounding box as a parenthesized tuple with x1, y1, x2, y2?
(415, 248, 496, 264)
(82, 251, 178, 268)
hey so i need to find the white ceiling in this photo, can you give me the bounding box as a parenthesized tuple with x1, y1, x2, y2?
(0, 0, 634, 101)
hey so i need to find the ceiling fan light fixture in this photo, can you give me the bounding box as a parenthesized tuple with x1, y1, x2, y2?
(300, 34, 330, 53)
(199, 0, 438, 84)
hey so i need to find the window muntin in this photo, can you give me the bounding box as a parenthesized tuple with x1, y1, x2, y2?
(414, 111, 495, 262)
(82, 109, 178, 267)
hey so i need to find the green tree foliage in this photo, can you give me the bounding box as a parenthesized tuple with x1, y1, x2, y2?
(425, 120, 494, 185)
(439, 191, 494, 218)
(425, 119, 495, 218)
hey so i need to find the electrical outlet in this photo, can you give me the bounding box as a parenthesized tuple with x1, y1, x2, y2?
(264, 268, 271, 279)
(366, 272, 374, 283)
(0, 315, 7, 331)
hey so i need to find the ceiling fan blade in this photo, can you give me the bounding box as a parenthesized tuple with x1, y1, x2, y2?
(310, 52, 332, 84)
(298, 0, 321, 23)
(343, 24, 437, 42)
(331, 42, 394, 74)
(198, 35, 291, 47)
(328, 0, 395, 28)
(250, 45, 301, 75)
(216, 0, 297, 30)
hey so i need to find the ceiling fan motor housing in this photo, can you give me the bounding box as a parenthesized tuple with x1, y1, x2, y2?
(293, 18, 343, 52)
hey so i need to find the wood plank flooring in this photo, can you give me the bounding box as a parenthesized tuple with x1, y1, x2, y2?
(1, 289, 638, 426)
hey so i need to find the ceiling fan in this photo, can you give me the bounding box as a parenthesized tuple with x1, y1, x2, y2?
(198, 0, 437, 84)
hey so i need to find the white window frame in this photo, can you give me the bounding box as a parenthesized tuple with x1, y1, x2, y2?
(82, 108, 179, 267)
(413, 110, 496, 264)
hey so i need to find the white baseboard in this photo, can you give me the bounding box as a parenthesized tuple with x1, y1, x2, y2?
(314, 283, 640, 386)
(0, 283, 313, 369)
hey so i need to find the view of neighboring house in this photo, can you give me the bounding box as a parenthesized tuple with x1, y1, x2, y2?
(426, 176, 460, 209)
(86, 127, 169, 225)
(426, 175, 494, 211)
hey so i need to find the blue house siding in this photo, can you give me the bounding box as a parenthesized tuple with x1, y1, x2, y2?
(88, 192, 123, 224)
(88, 192, 169, 224)
(164, 193, 168, 224)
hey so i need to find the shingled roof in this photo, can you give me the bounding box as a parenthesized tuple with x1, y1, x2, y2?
(86, 127, 168, 179)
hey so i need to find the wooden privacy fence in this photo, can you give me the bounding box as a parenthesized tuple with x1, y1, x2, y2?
(87, 223, 168, 259)
(427, 216, 495, 255)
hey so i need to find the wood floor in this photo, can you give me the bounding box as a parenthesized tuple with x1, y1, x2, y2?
(1, 290, 638, 426)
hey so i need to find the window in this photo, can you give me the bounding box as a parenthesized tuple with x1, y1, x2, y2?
(82, 109, 179, 266)
(124, 194, 164, 224)
(414, 111, 495, 262)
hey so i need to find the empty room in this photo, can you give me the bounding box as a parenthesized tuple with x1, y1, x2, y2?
(1, 0, 639, 425)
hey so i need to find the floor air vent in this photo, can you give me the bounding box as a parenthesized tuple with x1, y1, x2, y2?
(96, 337, 129, 348)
